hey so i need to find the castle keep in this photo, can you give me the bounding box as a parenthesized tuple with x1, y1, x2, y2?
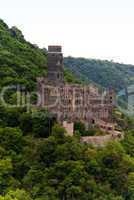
(37, 46, 116, 135)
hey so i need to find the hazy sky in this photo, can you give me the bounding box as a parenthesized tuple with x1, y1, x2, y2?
(0, 0, 134, 64)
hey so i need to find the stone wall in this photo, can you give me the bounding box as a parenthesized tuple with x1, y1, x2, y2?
(63, 121, 74, 136)
(81, 130, 124, 147)
(37, 45, 117, 139)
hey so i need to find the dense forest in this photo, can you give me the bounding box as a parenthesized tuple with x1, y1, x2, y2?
(64, 57, 134, 91)
(0, 19, 134, 199)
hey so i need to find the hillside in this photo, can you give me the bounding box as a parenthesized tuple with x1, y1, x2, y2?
(1, 17, 133, 93)
(1, 17, 134, 93)
(0, 19, 78, 92)
(0, 19, 134, 200)
(64, 57, 134, 91)
(0, 19, 48, 91)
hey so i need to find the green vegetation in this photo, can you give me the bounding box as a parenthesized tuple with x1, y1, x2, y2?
(0, 19, 134, 199)
(0, 19, 47, 91)
(64, 57, 134, 91)
(0, 106, 133, 199)
(74, 121, 108, 136)
(0, 19, 79, 93)
(64, 68, 82, 84)
(112, 109, 134, 131)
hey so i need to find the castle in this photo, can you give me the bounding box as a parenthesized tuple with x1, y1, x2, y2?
(37, 46, 118, 138)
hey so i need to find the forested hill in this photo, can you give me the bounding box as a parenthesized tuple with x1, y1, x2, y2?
(0, 19, 80, 91)
(0, 19, 48, 90)
(1, 17, 134, 92)
(64, 57, 134, 91)
(1, 19, 134, 200)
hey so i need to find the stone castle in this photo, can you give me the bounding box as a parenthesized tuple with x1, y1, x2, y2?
(37, 46, 119, 140)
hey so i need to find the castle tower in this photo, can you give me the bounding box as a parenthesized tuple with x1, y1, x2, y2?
(47, 46, 64, 84)
(107, 87, 116, 107)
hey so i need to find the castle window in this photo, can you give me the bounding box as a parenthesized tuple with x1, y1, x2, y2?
(57, 73, 60, 79)
(91, 119, 95, 124)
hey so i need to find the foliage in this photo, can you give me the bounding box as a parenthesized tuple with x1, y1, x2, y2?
(0, 19, 134, 200)
(0, 19, 80, 94)
(32, 110, 56, 137)
(0, 189, 32, 200)
(64, 57, 134, 91)
(74, 121, 107, 136)
(0, 106, 133, 199)
(0, 20, 47, 91)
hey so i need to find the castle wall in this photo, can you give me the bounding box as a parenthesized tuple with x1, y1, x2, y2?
(37, 81, 115, 124)
(63, 121, 74, 136)
(37, 45, 116, 136)
(81, 130, 123, 147)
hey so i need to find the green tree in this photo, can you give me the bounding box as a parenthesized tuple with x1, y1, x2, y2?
(0, 127, 23, 153)
(74, 121, 86, 135)
(32, 111, 56, 137)
(0, 158, 13, 193)
(0, 189, 32, 200)
(127, 172, 134, 200)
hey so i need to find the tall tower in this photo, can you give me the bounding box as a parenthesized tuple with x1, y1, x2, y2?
(47, 46, 64, 84)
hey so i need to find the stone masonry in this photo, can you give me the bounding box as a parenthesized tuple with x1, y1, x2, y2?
(37, 46, 122, 144)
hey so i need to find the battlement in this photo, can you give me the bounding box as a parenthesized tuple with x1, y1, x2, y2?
(47, 45, 64, 84)
(48, 45, 62, 53)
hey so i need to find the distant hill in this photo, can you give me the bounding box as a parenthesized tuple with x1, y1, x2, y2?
(64, 57, 134, 91)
